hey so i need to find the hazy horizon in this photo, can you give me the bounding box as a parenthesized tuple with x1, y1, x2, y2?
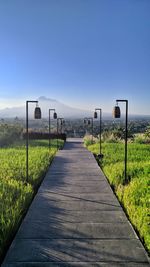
(0, 96, 150, 118)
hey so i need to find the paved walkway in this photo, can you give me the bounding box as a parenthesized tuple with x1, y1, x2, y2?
(2, 139, 149, 266)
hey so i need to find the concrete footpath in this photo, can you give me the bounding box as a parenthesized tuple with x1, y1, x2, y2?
(2, 138, 149, 266)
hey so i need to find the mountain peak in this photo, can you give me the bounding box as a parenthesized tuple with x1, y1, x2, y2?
(38, 96, 57, 102)
(0, 96, 92, 118)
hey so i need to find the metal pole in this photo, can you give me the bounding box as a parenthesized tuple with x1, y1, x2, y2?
(91, 118, 93, 144)
(57, 118, 58, 150)
(26, 101, 28, 183)
(26, 100, 38, 184)
(95, 109, 103, 158)
(100, 109, 102, 155)
(49, 109, 50, 150)
(60, 119, 62, 134)
(60, 118, 64, 134)
(116, 99, 128, 183)
(49, 109, 56, 151)
(125, 100, 128, 183)
(85, 117, 93, 143)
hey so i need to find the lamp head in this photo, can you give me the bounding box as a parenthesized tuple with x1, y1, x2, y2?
(61, 119, 64, 125)
(53, 112, 57, 119)
(113, 106, 121, 118)
(34, 105, 41, 119)
(94, 111, 98, 119)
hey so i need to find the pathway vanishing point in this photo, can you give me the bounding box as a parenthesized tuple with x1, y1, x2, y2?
(2, 138, 150, 266)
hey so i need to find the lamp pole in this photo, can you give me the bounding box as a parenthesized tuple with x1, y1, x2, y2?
(114, 99, 128, 183)
(84, 117, 93, 143)
(61, 118, 65, 134)
(26, 100, 41, 183)
(57, 118, 58, 150)
(57, 118, 64, 150)
(49, 109, 57, 150)
(94, 108, 103, 157)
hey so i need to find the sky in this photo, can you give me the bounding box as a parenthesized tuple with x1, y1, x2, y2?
(0, 0, 150, 115)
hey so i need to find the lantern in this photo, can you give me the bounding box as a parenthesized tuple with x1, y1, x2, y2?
(34, 106, 41, 119)
(94, 111, 98, 119)
(53, 112, 57, 119)
(113, 106, 121, 118)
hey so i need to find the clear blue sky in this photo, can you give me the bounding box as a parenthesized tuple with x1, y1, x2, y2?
(0, 0, 150, 114)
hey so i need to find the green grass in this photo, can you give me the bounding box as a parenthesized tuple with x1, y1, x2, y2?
(86, 141, 150, 254)
(0, 139, 64, 262)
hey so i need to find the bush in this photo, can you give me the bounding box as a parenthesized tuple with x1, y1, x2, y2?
(134, 133, 150, 144)
(83, 135, 97, 146)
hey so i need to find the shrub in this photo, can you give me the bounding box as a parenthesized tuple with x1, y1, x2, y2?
(83, 135, 97, 146)
(134, 133, 150, 144)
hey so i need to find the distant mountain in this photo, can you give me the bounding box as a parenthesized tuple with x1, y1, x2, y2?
(37, 96, 93, 118)
(0, 96, 93, 119)
(0, 96, 149, 120)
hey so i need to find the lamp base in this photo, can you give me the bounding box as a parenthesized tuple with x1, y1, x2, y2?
(97, 153, 104, 159)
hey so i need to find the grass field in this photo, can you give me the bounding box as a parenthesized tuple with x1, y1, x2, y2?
(86, 141, 150, 254)
(0, 139, 63, 262)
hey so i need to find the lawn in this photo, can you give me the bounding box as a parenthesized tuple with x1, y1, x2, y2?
(86, 141, 150, 254)
(0, 139, 64, 262)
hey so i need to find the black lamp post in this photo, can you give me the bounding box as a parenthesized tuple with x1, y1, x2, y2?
(57, 118, 64, 149)
(83, 117, 88, 135)
(26, 101, 41, 183)
(84, 117, 93, 143)
(113, 99, 128, 183)
(49, 109, 57, 150)
(94, 108, 103, 159)
(60, 118, 65, 134)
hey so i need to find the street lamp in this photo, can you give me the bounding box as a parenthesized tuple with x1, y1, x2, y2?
(60, 118, 65, 134)
(26, 101, 41, 183)
(49, 109, 57, 150)
(94, 108, 103, 159)
(113, 99, 128, 183)
(84, 117, 93, 143)
(57, 118, 64, 149)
